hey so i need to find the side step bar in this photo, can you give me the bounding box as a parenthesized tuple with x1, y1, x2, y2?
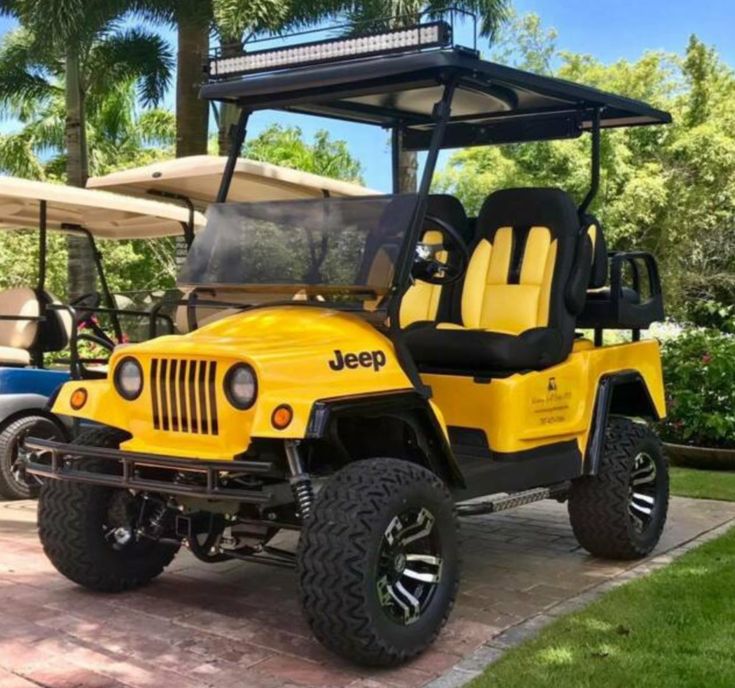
(456, 482, 570, 516)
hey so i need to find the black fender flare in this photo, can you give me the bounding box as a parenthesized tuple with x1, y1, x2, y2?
(305, 389, 465, 487)
(584, 371, 660, 475)
(0, 393, 72, 437)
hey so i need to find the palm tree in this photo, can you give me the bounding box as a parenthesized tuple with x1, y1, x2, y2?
(130, 0, 212, 157)
(135, 0, 360, 157)
(212, 1, 360, 155)
(0, 76, 175, 179)
(0, 2, 173, 298)
(349, 0, 510, 191)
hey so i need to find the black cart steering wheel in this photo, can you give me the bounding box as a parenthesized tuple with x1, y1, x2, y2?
(411, 215, 470, 285)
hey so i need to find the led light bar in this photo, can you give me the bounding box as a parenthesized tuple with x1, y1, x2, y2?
(208, 22, 452, 79)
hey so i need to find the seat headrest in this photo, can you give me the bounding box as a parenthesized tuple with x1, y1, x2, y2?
(477, 188, 580, 239)
(583, 214, 608, 289)
(425, 194, 471, 244)
(36, 291, 73, 353)
(0, 288, 40, 351)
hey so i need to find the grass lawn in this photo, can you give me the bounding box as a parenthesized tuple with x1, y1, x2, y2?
(670, 466, 735, 502)
(470, 466, 735, 688)
(470, 525, 735, 688)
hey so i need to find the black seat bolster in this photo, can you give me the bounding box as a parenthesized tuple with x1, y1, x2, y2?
(404, 324, 564, 373)
(565, 232, 593, 315)
(35, 291, 70, 352)
(584, 214, 608, 289)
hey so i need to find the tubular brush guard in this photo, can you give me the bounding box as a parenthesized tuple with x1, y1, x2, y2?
(23, 437, 274, 504)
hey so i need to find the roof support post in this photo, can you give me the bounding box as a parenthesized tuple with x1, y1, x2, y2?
(391, 127, 401, 195)
(393, 76, 457, 298)
(579, 107, 601, 217)
(37, 200, 47, 293)
(64, 225, 124, 344)
(387, 78, 458, 398)
(146, 190, 197, 247)
(216, 108, 251, 203)
(30, 200, 49, 368)
(86, 230, 123, 342)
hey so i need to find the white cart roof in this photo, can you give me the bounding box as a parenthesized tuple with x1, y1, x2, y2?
(87, 155, 378, 209)
(0, 176, 207, 239)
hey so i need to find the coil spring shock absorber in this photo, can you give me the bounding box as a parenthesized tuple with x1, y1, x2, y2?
(285, 440, 314, 519)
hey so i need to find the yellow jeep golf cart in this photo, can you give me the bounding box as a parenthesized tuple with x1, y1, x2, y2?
(27, 13, 670, 666)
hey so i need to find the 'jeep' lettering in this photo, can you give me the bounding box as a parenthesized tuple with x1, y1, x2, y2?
(329, 349, 387, 372)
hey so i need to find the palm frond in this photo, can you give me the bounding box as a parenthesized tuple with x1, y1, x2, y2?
(426, 0, 510, 39)
(86, 27, 174, 106)
(130, 0, 213, 27)
(0, 29, 59, 118)
(25, 103, 66, 153)
(0, 133, 46, 179)
(346, 0, 509, 38)
(137, 108, 176, 145)
(19, 0, 129, 47)
(213, 0, 357, 38)
(87, 80, 137, 143)
(0, 0, 23, 18)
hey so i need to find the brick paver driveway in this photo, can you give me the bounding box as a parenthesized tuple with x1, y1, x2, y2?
(2, 496, 734, 688)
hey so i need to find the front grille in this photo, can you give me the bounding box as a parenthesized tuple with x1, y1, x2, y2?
(150, 358, 219, 435)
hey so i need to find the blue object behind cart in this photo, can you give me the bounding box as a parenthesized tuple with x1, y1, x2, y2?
(0, 367, 70, 423)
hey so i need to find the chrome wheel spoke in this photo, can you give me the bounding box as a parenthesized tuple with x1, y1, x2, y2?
(405, 553, 441, 565)
(397, 507, 435, 546)
(627, 452, 659, 533)
(402, 568, 441, 584)
(376, 507, 442, 626)
(391, 581, 421, 624)
(632, 463, 656, 486)
(628, 505, 645, 532)
(630, 499, 653, 516)
(403, 553, 442, 583)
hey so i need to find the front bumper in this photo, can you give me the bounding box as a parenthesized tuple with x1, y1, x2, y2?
(23, 438, 275, 504)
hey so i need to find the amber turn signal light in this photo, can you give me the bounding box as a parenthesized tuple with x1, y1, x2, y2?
(271, 404, 293, 430)
(70, 388, 88, 410)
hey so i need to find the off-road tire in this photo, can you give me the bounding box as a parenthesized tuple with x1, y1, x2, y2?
(0, 415, 65, 500)
(568, 417, 668, 559)
(298, 458, 459, 667)
(38, 426, 179, 592)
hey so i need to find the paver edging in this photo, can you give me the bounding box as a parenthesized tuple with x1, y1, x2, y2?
(424, 515, 735, 688)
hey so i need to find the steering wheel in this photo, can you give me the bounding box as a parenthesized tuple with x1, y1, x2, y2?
(411, 215, 470, 285)
(74, 332, 116, 378)
(70, 292, 102, 324)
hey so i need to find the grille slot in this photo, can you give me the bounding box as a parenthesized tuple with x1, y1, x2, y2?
(151, 358, 218, 435)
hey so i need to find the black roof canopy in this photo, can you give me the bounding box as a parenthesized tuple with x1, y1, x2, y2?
(201, 48, 672, 151)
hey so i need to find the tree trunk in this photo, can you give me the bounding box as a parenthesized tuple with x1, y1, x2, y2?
(216, 37, 243, 157)
(176, 17, 210, 157)
(398, 147, 418, 193)
(217, 102, 241, 156)
(65, 45, 95, 301)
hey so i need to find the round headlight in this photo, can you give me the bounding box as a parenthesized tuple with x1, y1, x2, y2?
(114, 357, 143, 400)
(225, 363, 257, 410)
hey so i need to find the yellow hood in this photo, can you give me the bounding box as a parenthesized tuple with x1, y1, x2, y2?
(54, 306, 413, 459)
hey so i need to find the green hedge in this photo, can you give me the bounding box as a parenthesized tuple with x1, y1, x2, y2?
(661, 329, 735, 450)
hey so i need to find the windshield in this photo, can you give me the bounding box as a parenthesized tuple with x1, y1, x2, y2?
(178, 195, 418, 305)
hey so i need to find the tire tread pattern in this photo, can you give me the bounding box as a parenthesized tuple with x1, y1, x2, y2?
(0, 415, 62, 500)
(298, 458, 459, 667)
(568, 417, 668, 560)
(38, 426, 178, 592)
